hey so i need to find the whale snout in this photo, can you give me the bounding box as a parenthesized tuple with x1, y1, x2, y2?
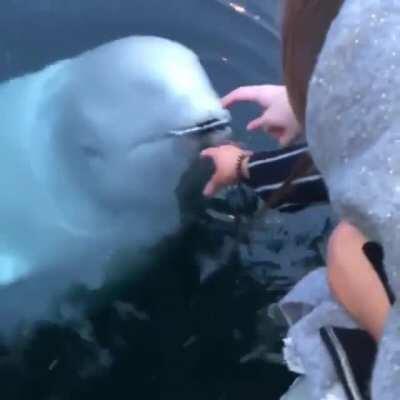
(50, 36, 234, 216)
(169, 114, 232, 151)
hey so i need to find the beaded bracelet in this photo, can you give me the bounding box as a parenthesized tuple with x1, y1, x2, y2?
(236, 153, 248, 182)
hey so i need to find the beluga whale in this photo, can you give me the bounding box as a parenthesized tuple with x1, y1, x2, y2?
(0, 36, 230, 330)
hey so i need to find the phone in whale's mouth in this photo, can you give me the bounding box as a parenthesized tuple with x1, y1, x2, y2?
(128, 117, 231, 149)
(169, 118, 232, 137)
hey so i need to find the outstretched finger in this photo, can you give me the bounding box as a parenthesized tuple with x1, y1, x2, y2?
(222, 86, 267, 108)
(200, 147, 218, 159)
(247, 114, 269, 131)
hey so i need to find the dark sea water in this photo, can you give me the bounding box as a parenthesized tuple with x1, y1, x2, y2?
(0, 1, 332, 399)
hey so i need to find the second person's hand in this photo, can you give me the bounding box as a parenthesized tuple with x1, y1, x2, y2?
(201, 145, 253, 197)
(222, 85, 302, 146)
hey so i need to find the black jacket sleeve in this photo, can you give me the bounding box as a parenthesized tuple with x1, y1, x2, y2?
(244, 144, 329, 212)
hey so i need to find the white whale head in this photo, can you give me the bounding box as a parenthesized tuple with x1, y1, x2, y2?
(0, 36, 231, 329)
(48, 36, 230, 217)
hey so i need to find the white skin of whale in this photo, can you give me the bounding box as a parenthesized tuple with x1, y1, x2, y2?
(306, 1, 400, 398)
(0, 36, 230, 330)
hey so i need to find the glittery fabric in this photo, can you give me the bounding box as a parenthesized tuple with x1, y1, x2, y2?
(279, 268, 356, 399)
(307, 0, 400, 398)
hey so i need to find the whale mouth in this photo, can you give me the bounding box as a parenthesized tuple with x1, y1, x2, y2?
(131, 117, 231, 149)
(169, 117, 231, 137)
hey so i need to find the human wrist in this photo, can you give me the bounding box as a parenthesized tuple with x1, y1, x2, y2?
(237, 152, 252, 181)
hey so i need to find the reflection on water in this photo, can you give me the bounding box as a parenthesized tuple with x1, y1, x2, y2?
(228, 2, 247, 14)
(218, 0, 281, 37)
(0, 1, 331, 399)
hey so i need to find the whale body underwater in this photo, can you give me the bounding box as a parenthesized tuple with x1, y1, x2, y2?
(0, 36, 230, 329)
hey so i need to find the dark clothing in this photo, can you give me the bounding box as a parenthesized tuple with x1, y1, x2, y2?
(245, 143, 328, 211)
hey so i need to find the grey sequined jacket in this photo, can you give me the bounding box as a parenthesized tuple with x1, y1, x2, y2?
(307, 0, 400, 398)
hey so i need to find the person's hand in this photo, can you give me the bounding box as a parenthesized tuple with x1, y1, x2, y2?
(201, 145, 252, 197)
(222, 85, 302, 146)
